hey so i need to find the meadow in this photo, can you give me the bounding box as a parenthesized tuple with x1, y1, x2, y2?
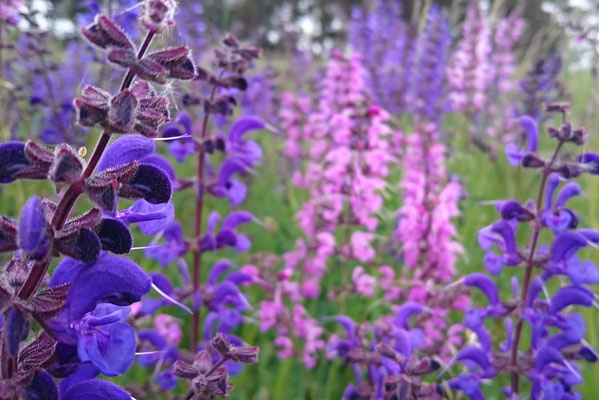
(1, 1, 599, 399)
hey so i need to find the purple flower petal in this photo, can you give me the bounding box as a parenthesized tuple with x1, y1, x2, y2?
(229, 116, 265, 143)
(208, 260, 233, 285)
(555, 182, 582, 208)
(505, 142, 525, 167)
(62, 379, 132, 400)
(98, 134, 155, 172)
(550, 285, 593, 314)
(551, 232, 588, 263)
(50, 253, 151, 320)
(464, 273, 500, 306)
(18, 195, 50, 260)
(26, 370, 58, 400)
(519, 115, 538, 152)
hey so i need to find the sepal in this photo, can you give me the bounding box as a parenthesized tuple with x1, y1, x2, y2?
(81, 14, 134, 51)
(50, 145, 85, 184)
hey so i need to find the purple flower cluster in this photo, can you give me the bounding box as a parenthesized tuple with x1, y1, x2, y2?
(0, 2, 259, 399)
(448, 107, 599, 399)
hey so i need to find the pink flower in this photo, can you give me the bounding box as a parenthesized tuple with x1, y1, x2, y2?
(154, 314, 182, 345)
(350, 231, 375, 262)
(274, 336, 294, 359)
(352, 266, 376, 297)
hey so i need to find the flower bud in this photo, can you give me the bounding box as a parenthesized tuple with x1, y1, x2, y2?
(51, 144, 85, 184)
(18, 196, 50, 260)
(108, 90, 139, 133)
(141, 0, 176, 33)
(81, 14, 134, 51)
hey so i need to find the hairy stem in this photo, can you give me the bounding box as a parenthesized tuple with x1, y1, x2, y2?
(190, 82, 219, 351)
(510, 140, 563, 394)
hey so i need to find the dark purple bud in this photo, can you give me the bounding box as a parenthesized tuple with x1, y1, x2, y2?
(84, 177, 118, 212)
(231, 77, 248, 91)
(18, 196, 50, 260)
(500, 200, 535, 222)
(55, 228, 101, 263)
(81, 14, 134, 50)
(134, 59, 169, 84)
(167, 57, 196, 80)
(223, 34, 239, 48)
(146, 46, 196, 81)
(141, 0, 175, 33)
(204, 139, 215, 154)
(147, 46, 189, 64)
(96, 218, 132, 254)
(74, 86, 110, 127)
(194, 66, 210, 81)
(231, 345, 259, 364)
(6, 307, 29, 357)
(545, 103, 569, 113)
(107, 46, 137, 68)
(376, 343, 397, 359)
(0, 216, 18, 253)
(235, 47, 261, 61)
(561, 122, 572, 139)
(550, 285, 593, 313)
(25, 370, 59, 400)
(173, 360, 199, 379)
(579, 346, 599, 362)
(50, 145, 84, 184)
(211, 332, 231, 356)
(108, 90, 138, 133)
(215, 138, 226, 152)
(134, 122, 159, 138)
(408, 357, 440, 376)
(5, 257, 29, 288)
(547, 126, 560, 139)
(522, 153, 545, 169)
(571, 128, 585, 145)
(119, 164, 172, 204)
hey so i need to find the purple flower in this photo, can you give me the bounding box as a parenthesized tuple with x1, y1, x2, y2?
(505, 115, 539, 166)
(17, 196, 50, 260)
(199, 211, 252, 253)
(145, 220, 187, 267)
(226, 116, 264, 166)
(48, 253, 151, 375)
(26, 370, 132, 400)
(209, 157, 250, 206)
(162, 111, 196, 163)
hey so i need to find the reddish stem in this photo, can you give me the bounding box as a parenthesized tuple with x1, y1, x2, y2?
(190, 82, 219, 351)
(509, 140, 563, 394)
